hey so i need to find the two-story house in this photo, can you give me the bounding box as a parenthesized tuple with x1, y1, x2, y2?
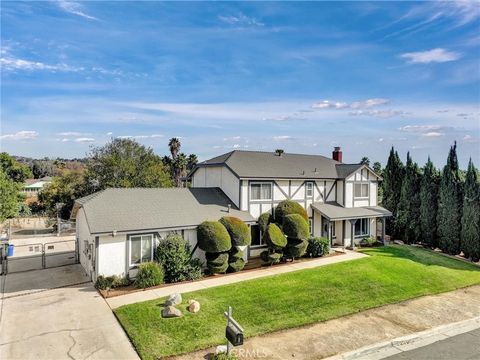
(72, 147, 391, 280)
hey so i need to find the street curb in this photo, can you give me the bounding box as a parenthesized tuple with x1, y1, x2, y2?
(325, 316, 480, 360)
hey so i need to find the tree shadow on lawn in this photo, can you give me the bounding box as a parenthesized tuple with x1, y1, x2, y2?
(362, 245, 480, 272)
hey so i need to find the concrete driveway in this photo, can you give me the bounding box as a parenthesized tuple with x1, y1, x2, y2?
(0, 265, 139, 360)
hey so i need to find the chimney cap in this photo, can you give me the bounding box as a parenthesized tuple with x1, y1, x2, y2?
(274, 149, 284, 156)
(334, 146, 341, 151)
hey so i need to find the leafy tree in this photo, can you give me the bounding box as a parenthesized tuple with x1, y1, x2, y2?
(84, 138, 172, 192)
(360, 157, 370, 166)
(420, 157, 440, 248)
(437, 142, 463, 255)
(461, 159, 480, 261)
(396, 153, 421, 243)
(382, 147, 404, 238)
(372, 161, 382, 177)
(0, 168, 22, 222)
(0, 152, 33, 183)
(32, 160, 56, 178)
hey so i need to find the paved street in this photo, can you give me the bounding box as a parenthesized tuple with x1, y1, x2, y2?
(384, 328, 480, 360)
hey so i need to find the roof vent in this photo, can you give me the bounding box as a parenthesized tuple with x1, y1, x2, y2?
(227, 204, 231, 213)
(275, 149, 284, 157)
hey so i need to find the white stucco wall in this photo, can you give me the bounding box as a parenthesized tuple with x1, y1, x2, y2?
(192, 166, 240, 207)
(98, 234, 127, 278)
(76, 208, 94, 279)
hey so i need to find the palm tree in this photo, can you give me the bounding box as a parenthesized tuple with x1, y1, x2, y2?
(360, 156, 370, 166)
(168, 138, 181, 160)
(187, 154, 198, 171)
(174, 153, 188, 187)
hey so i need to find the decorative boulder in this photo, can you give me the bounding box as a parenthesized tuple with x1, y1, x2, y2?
(282, 214, 310, 240)
(165, 293, 182, 306)
(188, 300, 200, 313)
(274, 200, 308, 223)
(162, 306, 182, 318)
(219, 216, 252, 247)
(197, 221, 232, 253)
(258, 212, 273, 233)
(263, 223, 287, 250)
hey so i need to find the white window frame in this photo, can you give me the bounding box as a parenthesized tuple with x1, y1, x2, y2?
(129, 234, 154, 267)
(250, 182, 273, 201)
(354, 182, 369, 199)
(306, 182, 314, 198)
(354, 218, 369, 237)
(332, 222, 336, 238)
(308, 218, 313, 235)
(251, 224, 265, 248)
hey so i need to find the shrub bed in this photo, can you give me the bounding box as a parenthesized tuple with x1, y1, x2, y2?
(307, 237, 330, 257)
(134, 262, 164, 289)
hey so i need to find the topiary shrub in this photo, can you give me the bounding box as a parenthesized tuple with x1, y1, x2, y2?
(206, 252, 229, 274)
(263, 223, 287, 250)
(282, 214, 310, 240)
(228, 257, 245, 272)
(260, 250, 282, 265)
(197, 221, 232, 253)
(284, 238, 308, 259)
(219, 216, 251, 247)
(155, 234, 203, 283)
(274, 200, 308, 224)
(134, 262, 164, 289)
(307, 237, 330, 257)
(258, 212, 273, 233)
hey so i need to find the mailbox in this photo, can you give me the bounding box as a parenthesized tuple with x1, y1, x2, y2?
(225, 323, 243, 346)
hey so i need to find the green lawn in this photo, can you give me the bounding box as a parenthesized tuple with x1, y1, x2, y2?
(114, 246, 480, 359)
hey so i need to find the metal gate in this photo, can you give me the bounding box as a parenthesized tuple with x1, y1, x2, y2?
(1, 240, 78, 274)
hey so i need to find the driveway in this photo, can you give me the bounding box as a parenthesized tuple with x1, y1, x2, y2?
(0, 264, 139, 360)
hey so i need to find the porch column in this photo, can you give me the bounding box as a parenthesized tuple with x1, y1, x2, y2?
(381, 217, 386, 244)
(328, 220, 332, 247)
(349, 219, 357, 249)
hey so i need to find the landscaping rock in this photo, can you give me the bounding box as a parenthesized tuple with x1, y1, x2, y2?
(188, 300, 200, 313)
(162, 305, 182, 318)
(393, 240, 405, 245)
(165, 293, 182, 306)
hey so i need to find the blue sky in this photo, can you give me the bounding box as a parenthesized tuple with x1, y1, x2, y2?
(1, 1, 479, 168)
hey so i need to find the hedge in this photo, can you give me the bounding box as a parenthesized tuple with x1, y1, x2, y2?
(206, 252, 229, 266)
(263, 223, 287, 250)
(307, 237, 330, 257)
(134, 262, 164, 289)
(228, 257, 245, 273)
(219, 216, 251, 247)
(282, 214, 310, 240)
(258, 212, 272, 233)
(285, 239, 308, 259)
(260, 250, 282, 265)
(197, 221, 232, 253)
(229, 247, 244, 260)
(274, 200, 308, 223)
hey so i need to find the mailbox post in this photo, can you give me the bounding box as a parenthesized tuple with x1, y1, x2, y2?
(224, 306, 244, 355)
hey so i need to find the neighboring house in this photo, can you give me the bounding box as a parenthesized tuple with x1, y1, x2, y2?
(189, 147, 391, 257)
(72, 147, 391, 280)
(22, 177, 51, 198)
(71, 188, 254, 281)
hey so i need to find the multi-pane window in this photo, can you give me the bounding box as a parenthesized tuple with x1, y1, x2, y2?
(354, 183, 369, 198)
(354, 218, 369, 236)
(130, 234, 154, 266)
(250, 183, 272, 200)
(306, 182, 314, 197)
(251, 225, 265, 247)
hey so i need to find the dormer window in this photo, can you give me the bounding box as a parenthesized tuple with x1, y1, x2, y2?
(354, 183, 369, 199)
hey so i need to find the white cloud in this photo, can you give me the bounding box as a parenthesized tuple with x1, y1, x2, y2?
(398, 125, 445, 133)
(311, 100, 349, 110)
(463, 134, 479, 143)
(312, 98, 389, 110)
(273, 135, 293, 141)
(232, 144, 241, 149)
(57, 1, 98, 20)
(117, 134, 163, 140)
(349, 109, 406, 118)
(218, 13, 264, 27)
(400, 48, 461, 64)
(0, 56, 83, 72)
(422, 132, 445, 137)
(74, 137, 95, 143)
(56, 131, 87, 136)
(0, 130, 38, 140)
(106, 132, 113, 136)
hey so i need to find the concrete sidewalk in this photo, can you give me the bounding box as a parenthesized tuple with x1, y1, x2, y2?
(107, 250, 367, 308)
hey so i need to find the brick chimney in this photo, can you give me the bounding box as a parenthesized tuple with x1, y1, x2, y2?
(332, 146, 342, 162)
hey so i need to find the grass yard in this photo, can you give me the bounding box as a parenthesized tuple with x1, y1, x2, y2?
(114, 246, 480, 359)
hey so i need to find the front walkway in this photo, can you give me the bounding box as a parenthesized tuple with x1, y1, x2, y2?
(106, 250, 367, 309)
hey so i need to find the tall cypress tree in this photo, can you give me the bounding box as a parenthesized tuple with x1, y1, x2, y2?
(397, 153, 421, 243)
(382, 147, 404, 238)
(420, 157, 440, 248)
(461, 159, 480, 261)
(437, 142, 463, 255)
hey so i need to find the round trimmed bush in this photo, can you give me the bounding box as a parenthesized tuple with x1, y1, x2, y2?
(307, 237, 330, 257)
(134, 262, 164, 289)
(228, 257, 245, 273)
(285, 239, 308, 259)
(206, 252, 229, 274)
(274, 200, 308, 223)
(258, 212, 272, 233)
(282, 214, 310, 240)
(262, 223, 287, 250)
(229, 247, 244, 260)
(260, 250, 282, 265)
(197, 221, 232, 253)
(219, 216, 251, 247)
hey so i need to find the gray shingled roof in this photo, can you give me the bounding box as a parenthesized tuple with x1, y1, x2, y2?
(312, 202, 392, 220)
(73, 187, 254, 234)
(193, 150, 370, 179)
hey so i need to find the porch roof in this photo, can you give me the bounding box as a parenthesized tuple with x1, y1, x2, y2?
(312, 202, 392, 221)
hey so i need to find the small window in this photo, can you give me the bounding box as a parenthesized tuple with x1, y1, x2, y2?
(250, 183, 272, 200)
(354, 183, 369, 198)
(354, 219, 369, 236)
(251, 225, 264, 247)
(306, 182, 314, 197)
(130, 234, 154, 266)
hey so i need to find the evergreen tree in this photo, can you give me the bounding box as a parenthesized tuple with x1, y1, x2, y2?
(382, 147, 404, 238)
(437, 142, 463, 255)
(0, 167, 22, 222)
(461, 159, 480, 261)
(420, 157, 440, 248)
(396, 153, 421, 243)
